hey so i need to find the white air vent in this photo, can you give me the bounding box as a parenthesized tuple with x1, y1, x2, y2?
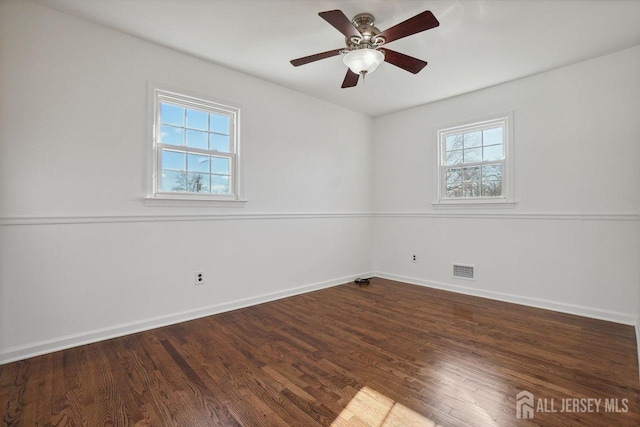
(452, 264, 475, 280)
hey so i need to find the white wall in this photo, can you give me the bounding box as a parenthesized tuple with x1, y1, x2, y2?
(0, 0, 374, 363)
(372, 45, 640, 323)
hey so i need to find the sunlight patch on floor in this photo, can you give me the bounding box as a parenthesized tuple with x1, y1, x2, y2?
(331, 386, 441, 427)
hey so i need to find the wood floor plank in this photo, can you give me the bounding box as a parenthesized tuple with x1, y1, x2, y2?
(1, 278, 638, 426)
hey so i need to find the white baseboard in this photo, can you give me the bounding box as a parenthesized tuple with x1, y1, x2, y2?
(374, 271, 637, 326)
(636, 320, 640, 382)
(0, 272, 373, 365)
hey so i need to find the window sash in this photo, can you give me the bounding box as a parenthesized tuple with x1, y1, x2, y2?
(441, 160, 505, 199)
(156, 144, 236, 195)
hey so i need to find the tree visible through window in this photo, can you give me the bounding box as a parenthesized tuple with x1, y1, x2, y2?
(437, 114, 513, 204)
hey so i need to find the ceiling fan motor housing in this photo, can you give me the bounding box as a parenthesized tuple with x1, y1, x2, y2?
(347, 13, 384, 49)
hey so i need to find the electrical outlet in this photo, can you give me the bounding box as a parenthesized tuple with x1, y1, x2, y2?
(195, 271, 204, 285)
(412, 254, 417, 263)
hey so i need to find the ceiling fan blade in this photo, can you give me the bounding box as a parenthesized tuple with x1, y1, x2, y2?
(382, 49, 428, 74)
(341, 69, 359, 88)
(376, 10, 439, 45)
(319, 10, 362, 40)
(290, 48, 343, 67)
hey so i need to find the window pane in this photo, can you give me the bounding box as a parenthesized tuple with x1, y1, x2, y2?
(446, 168, 462, 186)
(187, 153, 209, 173)
(161, 103, 184, 127)
(161, 171, 186, 192)
(445, 134, 462, 151)
(161, 125, 184, 145)
(212, 157, 230, 175)
(464, 131, 482, 148)
(463, 182, 481, 197)
(186, 109, 208, 131)
(210, 114, 230, 134)
(463, 147, 482, 163)
(483, 127, 502, 146)
(482, 164, 502, 181)
(483, 144, 503, 161)
(186, 173, 209, 193)
(445, 149, 463, 165)
(463, 166, 481, 181)
(445, 184, 462, 198)
(210, 133, 230, 152)
(445, 168, 462, 196)
(186, 130, 208, 149)
(482, 181, 502, 197)
(162, 150, 186, 171)
(211, 175, 230, 194)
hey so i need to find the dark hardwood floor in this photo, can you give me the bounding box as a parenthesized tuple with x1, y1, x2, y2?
(1, 278, 638, 426)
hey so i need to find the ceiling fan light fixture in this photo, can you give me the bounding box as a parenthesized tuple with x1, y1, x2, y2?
(343, 48, 385, 76)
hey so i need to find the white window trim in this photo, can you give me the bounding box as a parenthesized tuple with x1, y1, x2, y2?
(144, 81, 246, 207)
(433, 111, 515, 208)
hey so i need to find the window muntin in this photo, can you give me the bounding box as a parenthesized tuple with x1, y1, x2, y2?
(150, 86, 241, 202)
(437, 114, 512, 204)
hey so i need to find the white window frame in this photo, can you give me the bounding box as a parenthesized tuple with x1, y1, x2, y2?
(145, 82, 245, 206)
(434, 112, 515, 207)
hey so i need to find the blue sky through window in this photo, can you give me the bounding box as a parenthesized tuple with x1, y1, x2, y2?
(161, 103, 184, 127)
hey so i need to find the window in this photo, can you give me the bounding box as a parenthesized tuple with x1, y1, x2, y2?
(435, 113, 514, 205)
(146, 84, 244, 205)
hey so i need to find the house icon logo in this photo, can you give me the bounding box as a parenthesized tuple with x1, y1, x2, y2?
(516, 390, 535, 419)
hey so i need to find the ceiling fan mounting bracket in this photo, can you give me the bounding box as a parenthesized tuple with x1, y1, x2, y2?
(352, 13, 375, 27)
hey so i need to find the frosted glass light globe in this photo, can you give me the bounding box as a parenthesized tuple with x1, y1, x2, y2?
(343, 49, 385, 75)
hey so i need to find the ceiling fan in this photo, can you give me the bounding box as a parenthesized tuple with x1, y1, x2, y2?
(290, 9, 439, 88)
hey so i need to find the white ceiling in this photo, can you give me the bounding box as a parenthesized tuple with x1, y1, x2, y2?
(34, 0, 640, 117)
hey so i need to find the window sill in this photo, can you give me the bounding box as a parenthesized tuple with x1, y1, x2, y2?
(144, 196, 248, 208)
(432, 199, 516, 209)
